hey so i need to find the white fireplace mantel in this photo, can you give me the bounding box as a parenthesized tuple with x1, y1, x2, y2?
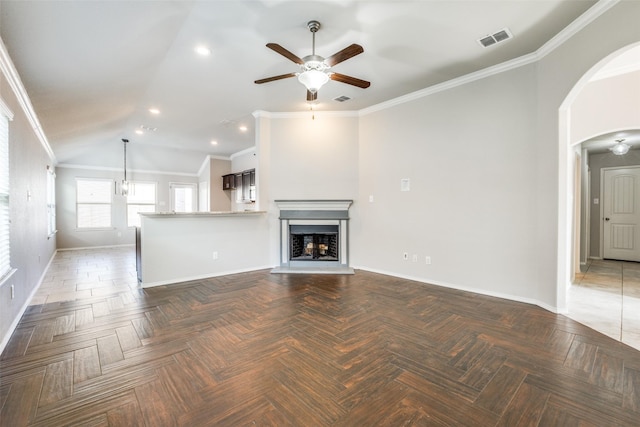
(274, 200, 353, 211)
(272, 200, 353, 274)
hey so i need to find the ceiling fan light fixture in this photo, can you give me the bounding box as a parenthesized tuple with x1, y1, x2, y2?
(610, 139, 630, 155)
(298, 69, 329, 93)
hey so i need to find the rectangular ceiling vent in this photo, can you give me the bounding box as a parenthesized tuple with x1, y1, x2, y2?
(477, 27, 513, 48)
(333, 95, 351, 102)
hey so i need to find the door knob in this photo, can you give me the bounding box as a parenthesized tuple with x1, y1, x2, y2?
(605, 217, 610, 221)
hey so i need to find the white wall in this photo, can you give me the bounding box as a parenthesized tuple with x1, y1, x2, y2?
(355, 66, 539, 304)
(140, 213, 270, 286)
(255, 112, 360, 266)
(266, 114, 359, 200)
(570, 70, 640, 144)
(55, 166, 198, 249)
(0, 72, 56, 350)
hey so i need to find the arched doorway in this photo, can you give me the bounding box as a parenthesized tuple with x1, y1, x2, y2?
(559, 43, 640, 349)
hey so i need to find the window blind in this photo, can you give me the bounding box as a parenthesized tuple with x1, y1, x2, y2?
(76, 178, 112, 228)
(126, 181, 156, 227)
(0, 106, 10, 278)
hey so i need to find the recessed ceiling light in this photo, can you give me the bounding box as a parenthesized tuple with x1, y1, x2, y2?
(210, 140, 218, 146)
(148, 108, 160, 115)
(135, 129, 144, 135)
(195, 45, 211, 56)
(239, 125, 248, 132)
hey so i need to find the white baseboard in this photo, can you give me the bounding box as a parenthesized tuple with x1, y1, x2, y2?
(352, 265, 560, 314)
(0, 250, 57, 355)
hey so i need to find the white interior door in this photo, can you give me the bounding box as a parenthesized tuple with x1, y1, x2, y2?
(603, 167, 640, 261)
(170, 182, 197, 213)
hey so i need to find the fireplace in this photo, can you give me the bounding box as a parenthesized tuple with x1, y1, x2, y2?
(272, 200, 353, 274)
(290, 225, 339, 261)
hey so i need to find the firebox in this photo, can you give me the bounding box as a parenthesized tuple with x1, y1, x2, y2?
(273, 200, 353, 274)
(289, 225, 339, 261)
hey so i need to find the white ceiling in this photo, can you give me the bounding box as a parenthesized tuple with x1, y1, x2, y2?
(0, 0, 603, 164)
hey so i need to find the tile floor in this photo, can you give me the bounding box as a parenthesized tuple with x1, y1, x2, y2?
(31, 247, 640, 353)
(30, 246, 139, 306)
(569, 258, 640, 352)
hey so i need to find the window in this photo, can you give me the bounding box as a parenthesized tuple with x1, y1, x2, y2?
(126, 182, 156, 227)
(76, 178, 112, 228)
(46, 166, 56, 237)
(0, 99, 12, 279)
(170, 183, 196, 213)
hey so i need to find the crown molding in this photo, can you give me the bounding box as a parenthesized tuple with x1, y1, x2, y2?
(536, 0, 619, 60)
(360, 0, 619, 117)
(360, 52, 538, 116)
(0, 37, 56, 163)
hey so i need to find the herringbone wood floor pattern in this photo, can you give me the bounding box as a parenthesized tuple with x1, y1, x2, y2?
(1, 248, 640, 426)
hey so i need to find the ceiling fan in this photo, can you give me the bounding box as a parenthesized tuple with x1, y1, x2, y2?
(255, 20, 370, 102)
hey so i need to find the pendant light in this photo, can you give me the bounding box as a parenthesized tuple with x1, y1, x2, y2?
(121, 138, 129, 196)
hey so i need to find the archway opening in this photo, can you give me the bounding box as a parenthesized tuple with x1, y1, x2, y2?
(558, 42, 640, 349)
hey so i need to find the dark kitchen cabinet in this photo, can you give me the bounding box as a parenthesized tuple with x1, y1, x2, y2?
(222, 174, 236, 190)
(222, 169, 256, 202)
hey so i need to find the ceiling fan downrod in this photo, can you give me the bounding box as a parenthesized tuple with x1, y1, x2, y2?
(308, 20, 320, 56)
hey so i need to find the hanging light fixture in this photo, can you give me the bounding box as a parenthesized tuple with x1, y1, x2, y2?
(297, 21, 329, 94)
(610, 138, 630, 155)
(121, 138, 129, 196)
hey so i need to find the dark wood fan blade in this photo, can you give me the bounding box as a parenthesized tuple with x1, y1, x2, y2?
(266, 43, 304, 65)
(324, 44, 364, 67)
(330, 72, 370, 88)
(306, 90, 317, 102)
(254, 73, 297, 84)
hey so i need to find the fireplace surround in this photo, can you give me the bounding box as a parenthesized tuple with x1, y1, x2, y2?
(272, 200, 353, 274)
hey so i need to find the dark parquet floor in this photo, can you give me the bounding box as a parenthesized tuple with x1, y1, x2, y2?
(1, 247, 640, 426)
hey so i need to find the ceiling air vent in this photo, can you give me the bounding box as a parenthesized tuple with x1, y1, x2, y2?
(333, 95, 351, 102)
(477, 28, 513, 48)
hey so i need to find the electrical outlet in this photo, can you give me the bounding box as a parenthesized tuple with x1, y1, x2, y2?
(412, 254, 418, 262)
(425, 256, 431, 265)
(403, 252, 408, 261)
(212, 251, 219, 260)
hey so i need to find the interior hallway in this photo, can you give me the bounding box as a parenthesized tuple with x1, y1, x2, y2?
(569, 259, 640, 352)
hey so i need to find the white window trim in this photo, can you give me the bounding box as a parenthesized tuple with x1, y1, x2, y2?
(0, 97, 13, 282)
(46, 165, 57, 239)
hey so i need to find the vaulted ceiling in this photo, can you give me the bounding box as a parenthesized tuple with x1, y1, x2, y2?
(1, 1, 600, 164)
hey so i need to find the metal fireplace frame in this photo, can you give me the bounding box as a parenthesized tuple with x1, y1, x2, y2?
(272, 200, 353, 274)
